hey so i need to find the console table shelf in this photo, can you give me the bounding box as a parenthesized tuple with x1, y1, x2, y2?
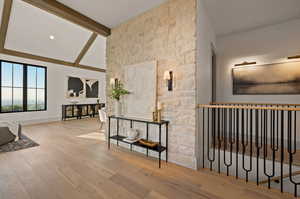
(62, 103, 105, 120)
(108, 115, 169, 168)
(109, 135, 167, 153)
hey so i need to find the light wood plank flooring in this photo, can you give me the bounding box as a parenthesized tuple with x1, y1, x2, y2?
(0, 118, 295, 199)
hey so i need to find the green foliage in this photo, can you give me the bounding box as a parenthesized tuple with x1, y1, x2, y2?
(109, 82, 130, 101)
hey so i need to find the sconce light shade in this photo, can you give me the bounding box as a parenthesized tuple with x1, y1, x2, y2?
(288, 55, 300, 60)
(164, 71, 171, 80)
(110, 78, 119, 87)
(109, 78, 115, 86)
(234, 61, 256, 67)
(163, 70, 173, 91)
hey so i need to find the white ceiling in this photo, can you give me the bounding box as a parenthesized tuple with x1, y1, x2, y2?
(203, 0, 300, 37)
(6, 0, 92, 62)
(80, 35, 106, 69)
(2, 0, 167, 69)
(57, 0, 167, 28)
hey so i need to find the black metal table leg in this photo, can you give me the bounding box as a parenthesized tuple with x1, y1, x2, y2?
(166, 123, 168, 162)
(159, 124, 162, 167)
(159, 152, 161, 168)
(108, 117, 111, 149)
(117, 118, 119, 146)
(130, 120, 133, 151)
(146, 123, 149, 157)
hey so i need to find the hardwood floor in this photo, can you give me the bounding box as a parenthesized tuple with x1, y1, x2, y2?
(0, 118, 294, 199)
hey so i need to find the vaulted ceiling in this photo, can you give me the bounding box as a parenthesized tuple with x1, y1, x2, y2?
(203, 0, 300, 37)
(7, 0, 92, 63)
(0, 0, 107, 71)
(57, 0, 167, 28)
(0, 0, 167, 72)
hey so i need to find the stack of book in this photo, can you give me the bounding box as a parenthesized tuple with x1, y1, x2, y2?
(123, 128, 140, 143)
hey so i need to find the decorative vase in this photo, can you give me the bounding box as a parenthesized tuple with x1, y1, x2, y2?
(115, 100, 122, 116)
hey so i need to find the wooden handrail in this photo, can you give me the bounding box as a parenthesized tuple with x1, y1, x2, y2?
(210, 102, 300, 107)
(198, 104, 300, 111)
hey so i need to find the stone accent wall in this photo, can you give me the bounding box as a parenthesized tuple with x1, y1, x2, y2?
(106, 0, 197, 169)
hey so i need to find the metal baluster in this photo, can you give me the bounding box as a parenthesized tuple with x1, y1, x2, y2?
(264, 109, 276, 189)
(243, 108, 253, 182)
(202, 108, 205, 168)
(280, 110, 284, 193)
(236, 108, 240, 179)
(224, 108, 233, 176)
(255, 108, 262, 185)
(288, 110, 300, 197)
(207, 108, 215, 171)
(218, 108, 221, 173)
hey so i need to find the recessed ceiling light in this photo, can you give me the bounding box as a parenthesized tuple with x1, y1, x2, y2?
(49, 35, 55, 40)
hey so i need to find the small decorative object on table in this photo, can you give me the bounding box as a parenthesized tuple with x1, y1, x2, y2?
(123, 128, 140, 143)
(138, 139, 158, 148)
(108, 116, 169, 168)
(152, 102, 163, 122)
(109, 78, 130, 116)
(152, 108, 158, 121)
(157, 102, 162, 122)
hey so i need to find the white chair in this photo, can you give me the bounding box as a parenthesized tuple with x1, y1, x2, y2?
(98, 108, 107, 132)
(0, 121, 21, 141)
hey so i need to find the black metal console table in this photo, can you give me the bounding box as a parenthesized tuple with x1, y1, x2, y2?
(62, 103, 105, 120)
(108, 115, 169, 168)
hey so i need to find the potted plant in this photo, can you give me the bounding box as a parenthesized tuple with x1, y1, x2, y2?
(109, 80, 130, 116)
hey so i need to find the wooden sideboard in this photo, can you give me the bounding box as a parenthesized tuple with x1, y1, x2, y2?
(62, 103, 105, 120)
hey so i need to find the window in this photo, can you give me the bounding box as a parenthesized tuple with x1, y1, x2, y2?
(0, 60, 47, 113)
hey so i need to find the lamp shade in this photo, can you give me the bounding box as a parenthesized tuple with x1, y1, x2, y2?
(163, 71, 171, 80)
(109, 78, 115, 85)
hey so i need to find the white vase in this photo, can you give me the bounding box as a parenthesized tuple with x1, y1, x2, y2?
(115, 101, 122, 116)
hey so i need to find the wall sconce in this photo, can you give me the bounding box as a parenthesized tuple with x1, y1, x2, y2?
(287, 55, 300, 60)
(110, 78, 119, 87)
(234, 61, 257, 67)
(163, 70, 173, 91)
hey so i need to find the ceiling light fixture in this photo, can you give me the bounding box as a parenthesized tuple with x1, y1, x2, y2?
(49, 35, 55, 40)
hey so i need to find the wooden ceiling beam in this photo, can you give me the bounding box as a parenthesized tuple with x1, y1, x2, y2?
(74, 32, 97, 65)
(0, 0, 13, 49)
(2, 48, 106, 73)
(22, 0, 111, 37)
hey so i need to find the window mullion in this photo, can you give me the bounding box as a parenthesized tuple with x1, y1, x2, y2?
(35, 68, 37, 110)
(12, 64, 14, 112)
(0, 61, 2, 113)
(23, 65, 27, 112)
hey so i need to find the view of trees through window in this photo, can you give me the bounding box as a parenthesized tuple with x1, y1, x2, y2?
(0, 61, 46, 113)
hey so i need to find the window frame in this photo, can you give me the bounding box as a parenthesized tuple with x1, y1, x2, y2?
(0, 59, 47, 114)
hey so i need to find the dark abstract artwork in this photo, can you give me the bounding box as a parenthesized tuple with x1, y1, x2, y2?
(86, 79, 99, 98)
(233, 62, 300, 95)
(67, 77, 85, 98)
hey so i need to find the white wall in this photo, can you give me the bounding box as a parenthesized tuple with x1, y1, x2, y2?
(196, 0, 216, 105)
(0, 53, 106, 125)
(216, 19, 300, 103)
(196, 0, 216, 168)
